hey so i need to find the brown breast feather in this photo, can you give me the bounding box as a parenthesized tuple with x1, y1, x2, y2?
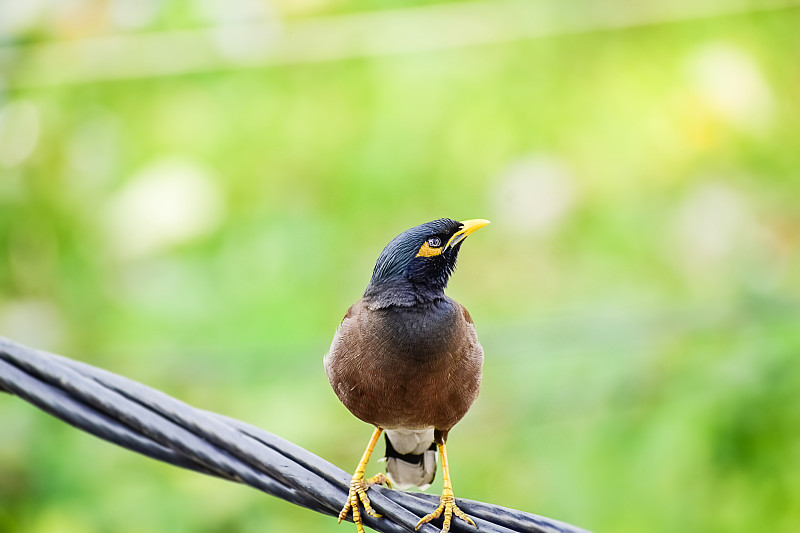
(324, 297, 483, 432)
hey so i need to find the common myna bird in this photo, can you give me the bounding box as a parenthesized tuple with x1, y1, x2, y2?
(325, 218, 490, 533)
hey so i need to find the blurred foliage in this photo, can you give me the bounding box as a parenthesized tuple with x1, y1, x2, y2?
(1, 1, 800, 532)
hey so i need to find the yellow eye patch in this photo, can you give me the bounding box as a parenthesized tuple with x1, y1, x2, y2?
(416, 241, 443, 257)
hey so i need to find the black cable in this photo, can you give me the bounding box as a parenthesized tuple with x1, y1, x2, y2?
(0, 337, 589, 533)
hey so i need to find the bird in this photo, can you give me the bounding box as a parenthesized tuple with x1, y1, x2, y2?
(324, 218, 489, 533)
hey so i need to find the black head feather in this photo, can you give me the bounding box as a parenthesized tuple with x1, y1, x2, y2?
(364, 218, 467, 308)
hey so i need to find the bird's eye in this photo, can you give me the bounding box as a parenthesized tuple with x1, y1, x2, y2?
(427, 236, 442, 248)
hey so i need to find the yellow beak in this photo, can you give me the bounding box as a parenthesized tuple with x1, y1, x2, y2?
(445, 219, 491, 250)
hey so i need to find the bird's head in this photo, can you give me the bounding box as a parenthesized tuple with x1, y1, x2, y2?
(364, 218, 490, 307)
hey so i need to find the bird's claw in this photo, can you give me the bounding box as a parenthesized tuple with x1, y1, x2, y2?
(338, 473, 391, 533)
(415, 493, 476, 533)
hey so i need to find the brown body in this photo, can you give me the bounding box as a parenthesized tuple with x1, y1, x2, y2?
(328, 218, 490, 533)
(324, 296, 483, 436)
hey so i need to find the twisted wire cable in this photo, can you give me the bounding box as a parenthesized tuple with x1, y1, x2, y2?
(0, 337, 588, 533)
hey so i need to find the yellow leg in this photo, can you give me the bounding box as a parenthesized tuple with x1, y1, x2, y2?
(338, 427, 392, 533)
(415, 442, 476, 533)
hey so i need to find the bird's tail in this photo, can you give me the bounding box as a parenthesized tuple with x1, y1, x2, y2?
(383, 428, 437, 490)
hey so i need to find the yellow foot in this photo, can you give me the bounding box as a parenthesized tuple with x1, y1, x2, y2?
(415, 493, 476, 533)
(338, 473, 391, 533)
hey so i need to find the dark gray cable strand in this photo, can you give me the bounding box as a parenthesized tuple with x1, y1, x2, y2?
(0, 337, 590, 533)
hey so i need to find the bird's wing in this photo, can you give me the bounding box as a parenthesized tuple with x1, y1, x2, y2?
(323, 300, 362, 368)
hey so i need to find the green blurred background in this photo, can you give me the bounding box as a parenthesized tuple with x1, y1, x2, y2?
(1, 0, 799, 531)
